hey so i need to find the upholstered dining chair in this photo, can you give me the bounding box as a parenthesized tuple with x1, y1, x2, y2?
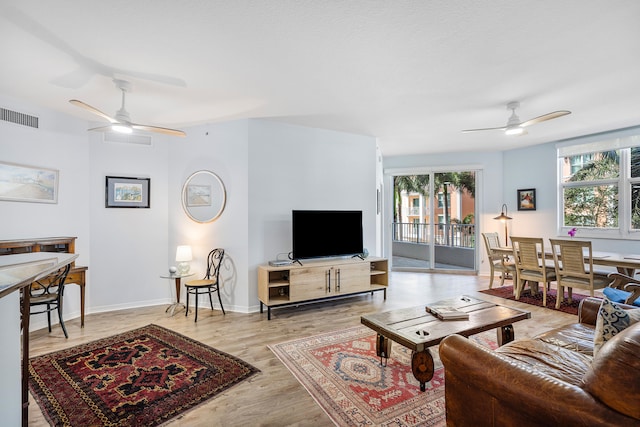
(605, 272, 640, 306)
(482, 232, 515, 288)
(510, 236, 556, 307)
(28, 264, 71, 338)
(549, 239, 610, 309)
(184, 248, 226, 322)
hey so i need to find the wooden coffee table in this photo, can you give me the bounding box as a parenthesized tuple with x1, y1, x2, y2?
(360, 295, 531, 391)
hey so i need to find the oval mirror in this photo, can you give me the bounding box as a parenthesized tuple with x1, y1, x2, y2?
(181, 170, 226, 223)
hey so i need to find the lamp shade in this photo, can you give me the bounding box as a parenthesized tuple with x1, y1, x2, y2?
(493, 204, 512, 246)
(175, 245, 193, 262)
(493, 204, 512, 221)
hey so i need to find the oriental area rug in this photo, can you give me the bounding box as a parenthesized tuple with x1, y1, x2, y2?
(269, 325, 496, 427)
(479, 285, 588, 315)
(29, 324, 259, 426)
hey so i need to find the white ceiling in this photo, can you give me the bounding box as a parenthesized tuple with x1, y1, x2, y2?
(1, 1, 639, 157)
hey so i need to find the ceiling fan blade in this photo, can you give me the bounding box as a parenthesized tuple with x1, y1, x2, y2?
(461, 126, 507, 133)
(520, 110, 571, 128)
(69, 99, 117, 123)
(131, 124, 186, 137)
(87, 126, 113, 132)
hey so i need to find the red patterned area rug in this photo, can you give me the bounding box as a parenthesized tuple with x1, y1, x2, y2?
(269, 325, 496, 427)
(29, 324, 259, 426)
(479, 285, 588, 315)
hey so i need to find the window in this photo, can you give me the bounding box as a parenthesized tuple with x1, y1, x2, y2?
(437, 193, 450, 208)
(558, 131, 640, 239)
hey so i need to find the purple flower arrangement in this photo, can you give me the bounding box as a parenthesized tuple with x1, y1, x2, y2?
(568, 227, 577, 238)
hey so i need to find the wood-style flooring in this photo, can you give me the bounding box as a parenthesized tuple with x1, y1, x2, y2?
(27, 272, 580, 426)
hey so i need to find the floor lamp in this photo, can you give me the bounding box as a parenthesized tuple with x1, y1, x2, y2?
(493, 204, 512, 246)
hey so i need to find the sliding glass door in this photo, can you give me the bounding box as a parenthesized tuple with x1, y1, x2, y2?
(391, 170, 477, 272)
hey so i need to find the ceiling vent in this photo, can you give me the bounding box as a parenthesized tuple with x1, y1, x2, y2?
(103, 131, 152, 146)
(1, 107, 39, 128)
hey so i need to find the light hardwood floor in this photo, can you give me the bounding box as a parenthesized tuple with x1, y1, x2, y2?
(27, 272, 581, 426)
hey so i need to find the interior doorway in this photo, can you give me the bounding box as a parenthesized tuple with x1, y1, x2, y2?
(391, 170, 477, 273)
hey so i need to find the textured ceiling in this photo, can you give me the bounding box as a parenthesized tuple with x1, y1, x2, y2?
(1, 1, 639, 156)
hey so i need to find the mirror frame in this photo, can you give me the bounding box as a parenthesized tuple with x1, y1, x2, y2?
(181, 170, 227, 223)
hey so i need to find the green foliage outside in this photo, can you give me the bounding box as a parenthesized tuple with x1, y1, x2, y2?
(564, 154, 619, 228)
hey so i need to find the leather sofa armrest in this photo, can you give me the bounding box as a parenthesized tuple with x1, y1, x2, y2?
(578, 297, 603, 325)
(579, 297, 637, 326)
(439, 334, 637, 426)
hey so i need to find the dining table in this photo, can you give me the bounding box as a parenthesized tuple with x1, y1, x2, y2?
(493, 246, 640, 276)
(493, 246, 640, 277)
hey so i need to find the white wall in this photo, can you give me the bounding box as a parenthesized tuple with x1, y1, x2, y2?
(0, 94, 91, 326)
(1, 98, 379, 318)
(247, 119, 378, 311)
(0, 95, 92, 425)
(87, 130, 171, 313)
(165, 118, 377, 314)
(168, 120, 250, 312)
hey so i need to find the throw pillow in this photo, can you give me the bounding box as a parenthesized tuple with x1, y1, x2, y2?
(602, 286, 640, 306)
(593, 298, 640, 356)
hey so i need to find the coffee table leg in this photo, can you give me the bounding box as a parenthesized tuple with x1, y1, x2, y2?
(376, 334, 392, 366)
(411, 350, 434, 392)
(497, 324, 515, 346)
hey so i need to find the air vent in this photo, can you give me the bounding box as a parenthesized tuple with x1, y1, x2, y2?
(103, 131, 152, 146)
(1, 107, 39, 128)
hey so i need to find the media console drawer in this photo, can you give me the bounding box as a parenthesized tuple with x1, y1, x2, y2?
(258, 257, 388, 320)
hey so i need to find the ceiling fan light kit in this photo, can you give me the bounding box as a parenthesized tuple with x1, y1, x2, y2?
(505, 126, 524, 136)
(462, 101, 571, 136)
(112, 124, 133, 134)
(69, 79, 186, 137)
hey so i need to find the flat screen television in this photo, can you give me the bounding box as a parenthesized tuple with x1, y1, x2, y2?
(292, 210, 364, 260)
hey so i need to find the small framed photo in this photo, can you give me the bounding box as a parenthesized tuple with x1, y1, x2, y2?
(0, 161, 59, 204)
(517, 188, 536, 211)
(105, 176, 150, 208)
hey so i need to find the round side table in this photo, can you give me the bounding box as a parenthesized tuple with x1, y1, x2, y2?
(159, 272, 194, 316)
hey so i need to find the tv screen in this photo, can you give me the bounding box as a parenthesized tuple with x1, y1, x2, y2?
(292, 210, 364, 260)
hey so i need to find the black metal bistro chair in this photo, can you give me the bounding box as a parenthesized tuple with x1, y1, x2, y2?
(184, 248, 226, 322)
(28, 264, 71, 338)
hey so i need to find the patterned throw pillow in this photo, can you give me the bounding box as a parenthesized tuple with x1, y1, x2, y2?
(593, 299, 640, 357)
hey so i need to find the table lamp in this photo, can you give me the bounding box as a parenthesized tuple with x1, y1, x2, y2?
(175, 245, 193, 274)
(493, 204, 512, 246)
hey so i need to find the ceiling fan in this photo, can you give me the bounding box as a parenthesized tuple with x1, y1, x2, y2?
(462, 101, 571, 136)
(69, 79, 186, 137)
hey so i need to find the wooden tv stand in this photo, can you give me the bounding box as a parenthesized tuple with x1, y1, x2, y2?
(258, 257, 388, 320)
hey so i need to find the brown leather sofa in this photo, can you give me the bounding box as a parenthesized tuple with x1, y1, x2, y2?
(439, 297, 640, 426)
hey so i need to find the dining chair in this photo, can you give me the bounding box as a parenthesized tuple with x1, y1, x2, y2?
(184, 248, 226, 322)
(482, 232, 515, 288)
(605, 272, 640, 306)
(27, 264, 71, 338)
(510, 236, 556, 307)
(549, 239, 610, 309)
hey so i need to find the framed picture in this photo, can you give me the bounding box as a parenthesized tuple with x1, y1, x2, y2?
(517, 188, 536, 211)
(105, 176, 150, 208)
(0, 161, 59, 204)
(186, 184, 212, 206)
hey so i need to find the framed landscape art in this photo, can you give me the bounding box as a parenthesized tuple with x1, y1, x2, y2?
(105, 176, 150, 208)
(0, 161, 58, 204)
(186, 184, 212, 207)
